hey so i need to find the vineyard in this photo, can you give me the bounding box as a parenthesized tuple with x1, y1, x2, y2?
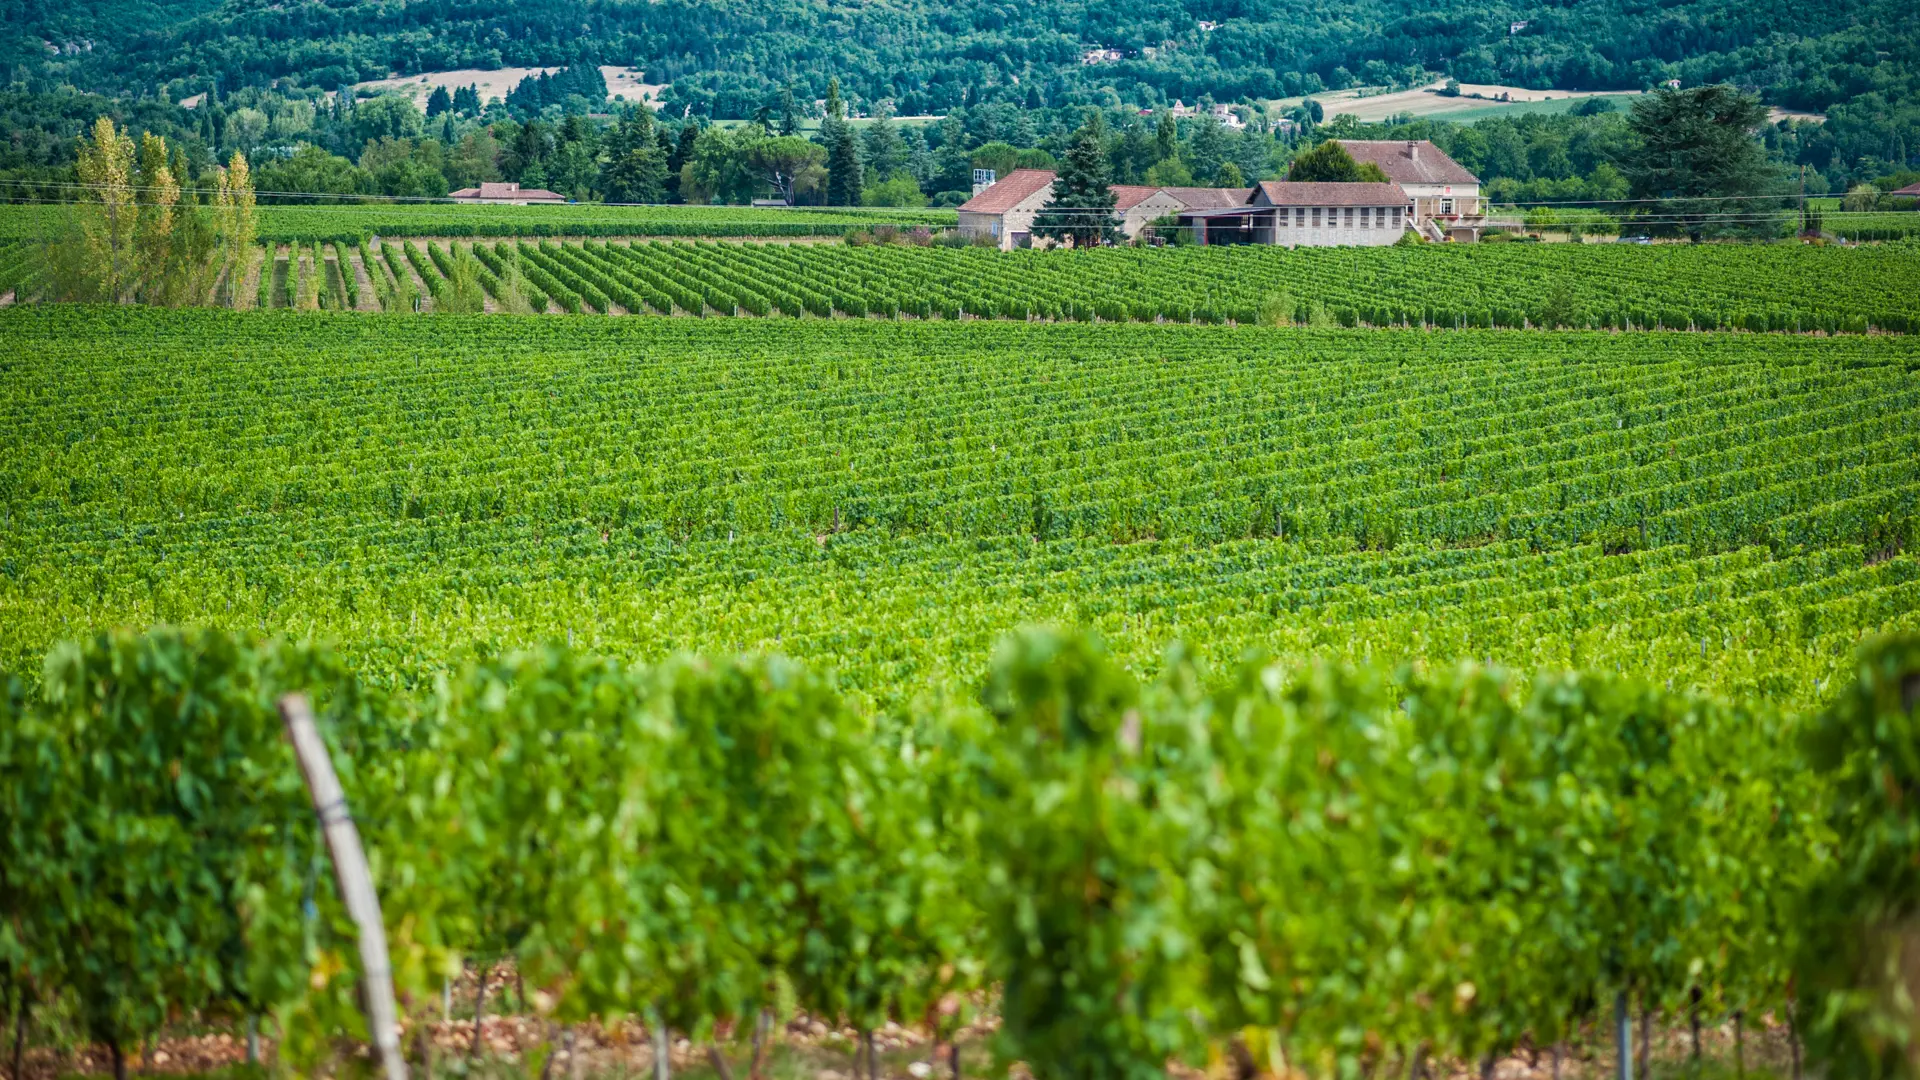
(2, 310, 1917, 704)
(0, 202, 958, 244)
(2, 308, 1919, 1079)
(7, 235, 1918, 333)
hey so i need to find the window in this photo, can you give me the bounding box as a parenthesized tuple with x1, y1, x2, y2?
(1441, 198, 1455, 215)
(1278, 207, 1289, 227)
(1311, 207, 1321, 227)
(1361, 207, 1372, 229)
(1295, 207, 1305, 226)
(1392, 207, 1402, 227)
(1344, 207, 1355, 227)
(990, 220, 1002, 238)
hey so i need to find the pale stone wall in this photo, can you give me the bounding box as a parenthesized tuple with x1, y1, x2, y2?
(1120, 191, 1189, 239)
(1268, 204, 1406, 247)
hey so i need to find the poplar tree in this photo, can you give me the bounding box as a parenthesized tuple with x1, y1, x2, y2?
(75, 116, 137, 300)
(215, 151, 257, 304)
(134, 133, 178, 303)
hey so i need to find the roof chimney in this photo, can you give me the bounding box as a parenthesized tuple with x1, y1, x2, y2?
(1406, 140, 1419, 161)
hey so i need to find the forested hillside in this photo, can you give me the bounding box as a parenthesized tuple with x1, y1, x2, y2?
(11, 0, 1916, 123)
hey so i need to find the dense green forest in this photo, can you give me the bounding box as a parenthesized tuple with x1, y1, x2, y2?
(0, 0, 1913, 210)
(3, 81, 1914, 218)
(7, 0, 1916, 124)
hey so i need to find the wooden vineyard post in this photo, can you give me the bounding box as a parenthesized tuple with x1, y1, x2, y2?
(279, 693, 408, 1080)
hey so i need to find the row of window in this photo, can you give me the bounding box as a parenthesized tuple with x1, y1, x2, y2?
(1279, 206, 1406, 229)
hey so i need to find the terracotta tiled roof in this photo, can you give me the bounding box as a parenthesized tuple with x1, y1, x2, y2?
(448, 182, 566, 202)
(957, 169, 1055, 214)
(1335, 140, 1478, 186)
(1893, 181, 1920, 197)
(1253, 181, 1409, 206)
(1113, 185, 1253, 211)
(1159, 186, 1252, 208)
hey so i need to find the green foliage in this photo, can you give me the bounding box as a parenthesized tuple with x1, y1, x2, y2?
(1031, 117, 1118, 248)
(1286, 140, 1390, 183)
(975, 631, 1204, 1080)
(1798, 635, 1920, 1078)
(2, 309, 1918, 718)
(1621, 86, 1787, 241)
(0, 629, 358, 1062)
(0, 619, 1911, 1079)
(221, 237, 1920, 333)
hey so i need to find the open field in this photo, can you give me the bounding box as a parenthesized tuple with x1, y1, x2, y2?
(1264, 81, 1643, 122)
(349, 65, 662, 107)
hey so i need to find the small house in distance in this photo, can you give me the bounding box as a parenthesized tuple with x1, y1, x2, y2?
(1335, 140, 1483, 240)
(1176, 182, 1408, 246)
(448, 182, 567, 205)
(956, 169, 1058, 249)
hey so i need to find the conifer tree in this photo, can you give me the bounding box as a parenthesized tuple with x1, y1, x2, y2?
(1031, 115, 1117, 247)
(822, 78, 862, 205)
(778, 86, 801, 136)
(1620, 84, 1783, 241)
(862, 102, 906, 182)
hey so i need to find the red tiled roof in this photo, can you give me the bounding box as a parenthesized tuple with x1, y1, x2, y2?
(1893, 182, 1920, 197)
(448, 182, 566, 202)
(1253, 181, 1409, 206)
(1335, 140, 1478, 186)
(1159, 186, 1251, 208)
(1113, 185, 1253, 211)
(957, 169, 1055, 214)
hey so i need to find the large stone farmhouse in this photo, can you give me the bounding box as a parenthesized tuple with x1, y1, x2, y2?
(1335, 140, 1485, 240)
(955, 169, 1058, 249)
(1176, 182, 1409, 246)
(955, 140, 1484, 248)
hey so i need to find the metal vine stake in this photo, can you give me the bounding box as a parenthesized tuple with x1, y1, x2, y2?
(279, 692, 408, 1080)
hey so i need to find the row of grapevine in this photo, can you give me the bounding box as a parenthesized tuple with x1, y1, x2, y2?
(2, 625, 1913, 1076)
(293, 238, 1916, 334)
(2, 309, 1916, 710)
(0, 203, 959, 245)
(11, 230, 1916, 332)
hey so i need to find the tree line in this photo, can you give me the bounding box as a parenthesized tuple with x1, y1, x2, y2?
(36, 117, 258, 304)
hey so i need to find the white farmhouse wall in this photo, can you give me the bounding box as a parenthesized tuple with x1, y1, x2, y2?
(1268, 206, 1405, 247)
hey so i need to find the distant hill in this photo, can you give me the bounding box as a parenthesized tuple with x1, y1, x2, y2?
(11, 0, 1916, 121)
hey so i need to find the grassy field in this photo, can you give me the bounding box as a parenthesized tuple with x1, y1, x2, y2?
(1262, 81, 1643, 122)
